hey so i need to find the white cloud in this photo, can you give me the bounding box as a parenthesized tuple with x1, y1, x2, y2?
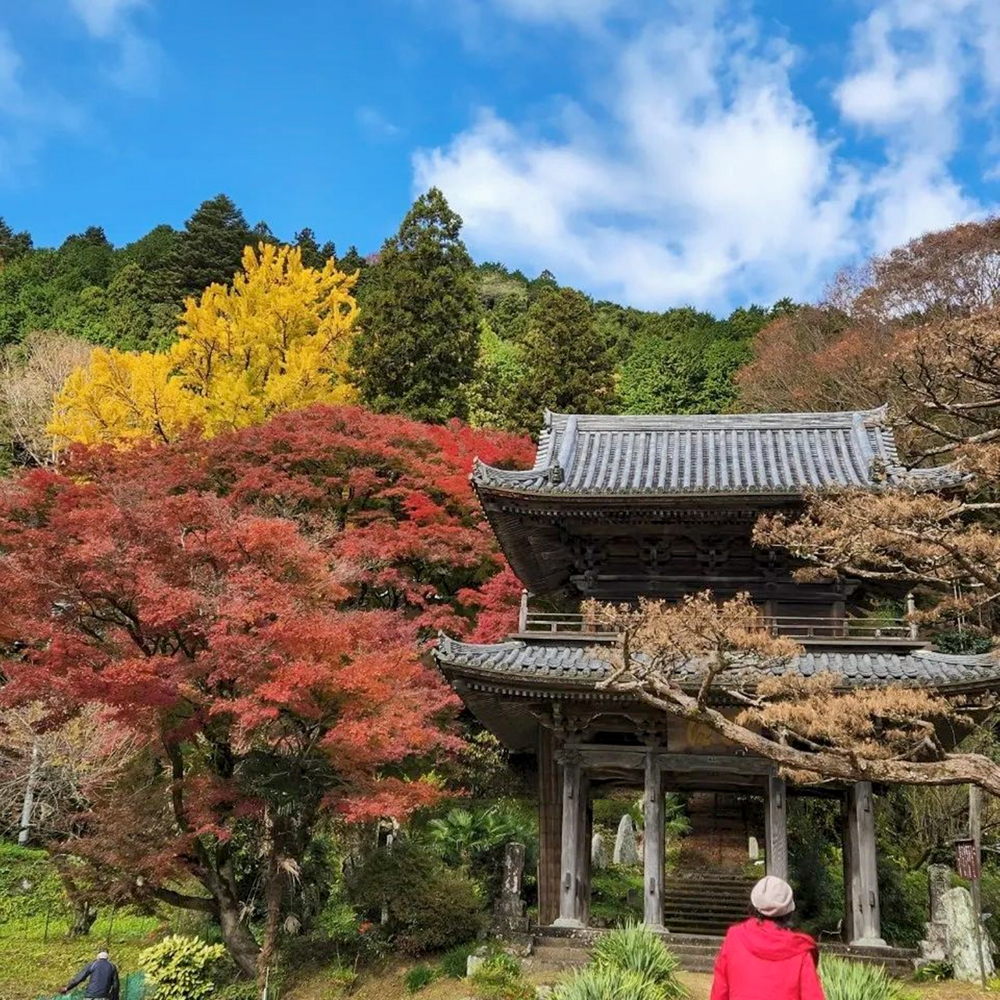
(416, 10, 861, 310)
(356, 106, 403, 140)
(67, 0, 159, 92)
(67, 0, 146, 38)
(416, 0, 998, 311)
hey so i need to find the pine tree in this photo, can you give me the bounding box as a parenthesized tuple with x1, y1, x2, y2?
(349, 189, 480, 422)
(515, 287, 615, 428)
(163, 194, 256, 301)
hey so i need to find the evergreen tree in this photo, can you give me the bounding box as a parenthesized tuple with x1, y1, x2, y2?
(294, 227, 327, 269)
(103, 262, 157, 350)
(349, 189, 481, 422)
(0, 219, 32, 265)
(163, 194, 256, 300)
(515, 287, 615, 429)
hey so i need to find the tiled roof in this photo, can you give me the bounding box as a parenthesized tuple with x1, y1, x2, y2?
(435, 636, 1000, 691)
(472, 407, 962, 496)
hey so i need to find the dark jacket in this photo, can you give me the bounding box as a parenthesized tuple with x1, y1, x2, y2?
(711, 918, 825, 1000)
(65, 958, 120, 1000)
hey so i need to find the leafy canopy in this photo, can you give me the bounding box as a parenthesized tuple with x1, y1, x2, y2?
(50, 243, 359, 446)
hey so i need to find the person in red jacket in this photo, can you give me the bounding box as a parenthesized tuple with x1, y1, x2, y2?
(710, 875, 825, 1000)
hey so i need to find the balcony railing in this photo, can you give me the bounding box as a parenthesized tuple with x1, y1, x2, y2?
(517, 606, 918, 642)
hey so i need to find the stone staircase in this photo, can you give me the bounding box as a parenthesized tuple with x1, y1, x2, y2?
(661, 872, 757, 936)
(529, 927, 919, 976)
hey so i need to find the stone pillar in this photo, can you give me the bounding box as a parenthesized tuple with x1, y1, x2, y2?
(764, 775, 788, 880)
(555, 752, 584, 927)
(537, 728, 562, 926)
(844, 781, 886, 947)
(644, 752, 665, 928)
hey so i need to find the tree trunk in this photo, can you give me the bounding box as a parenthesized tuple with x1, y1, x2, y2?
(258, 810, 286, 986)
(217, 895, 261, 978)
(68, 900, 97, 937)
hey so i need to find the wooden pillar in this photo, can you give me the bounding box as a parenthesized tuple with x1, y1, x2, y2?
(537, 728, 562, 926)
(644, 751, 665, 928)
(843, 781, 885, 946)
(764, 775, 788, 880)
(555, 752, 584, 927)
(576, 778, 592, 927)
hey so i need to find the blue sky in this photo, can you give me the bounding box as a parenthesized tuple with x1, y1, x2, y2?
(1, 0, 998, 313)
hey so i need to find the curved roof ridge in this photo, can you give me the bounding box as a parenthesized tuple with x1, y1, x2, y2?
(472, 404, 961, 496)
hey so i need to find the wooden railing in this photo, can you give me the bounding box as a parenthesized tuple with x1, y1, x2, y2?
(517, 601, 917, 641)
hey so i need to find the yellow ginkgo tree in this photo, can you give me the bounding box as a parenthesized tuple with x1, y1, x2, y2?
(50, 243, 359, 446)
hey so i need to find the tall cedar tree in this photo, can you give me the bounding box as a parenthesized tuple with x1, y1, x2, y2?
(516, 287, 615, 429)
(0, 405, 531, 975)
(350, 189, 481, 422)
(162, 194, 256, 301)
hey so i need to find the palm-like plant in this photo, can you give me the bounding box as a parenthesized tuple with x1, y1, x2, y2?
(819, 956, 918, 1000)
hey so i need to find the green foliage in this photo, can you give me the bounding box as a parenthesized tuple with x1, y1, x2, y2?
(591, 866, 644, 926)
(913, 960, 953, 982)
(467, 324, 529, 431)
(555, 967, 672, 1000)
(590, 923, 686, 999)
(818, 956, 918, 1000)
(138, 935, 227, 1000)
(787, 799, 844, 937)
(469, 952, 534, 1000)
(351, 187, 481, 422)
(426, 805, 525, 865)
(876, 857, 927, 949)
(0, 843, 67, 922)
(440, 941, 477, 978)
(162, 194, 255, 301)
(404, 965, 438, 992)
(934, 627, 995, 654)
(0, 217, 33, 264)
(345, 840, 485, 954)
(516, 287, 616, 428)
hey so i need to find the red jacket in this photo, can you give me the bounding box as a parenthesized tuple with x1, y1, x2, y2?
(710, 918, 825, 1000)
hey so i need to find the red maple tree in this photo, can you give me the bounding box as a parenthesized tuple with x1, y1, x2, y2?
(0, 405, 531, 974)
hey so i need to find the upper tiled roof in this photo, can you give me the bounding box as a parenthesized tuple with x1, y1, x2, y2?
(435, 636, 1000, 691)
(473, 407, 961, 496)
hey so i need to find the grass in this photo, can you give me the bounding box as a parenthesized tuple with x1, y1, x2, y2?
(0, 913, 163, 1000)
(0, 926, 994, 1000)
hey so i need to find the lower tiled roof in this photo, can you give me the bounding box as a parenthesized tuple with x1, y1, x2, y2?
(435, 636, 1000, 691)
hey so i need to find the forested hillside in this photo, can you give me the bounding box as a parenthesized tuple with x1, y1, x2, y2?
(0, 189, 792, 466)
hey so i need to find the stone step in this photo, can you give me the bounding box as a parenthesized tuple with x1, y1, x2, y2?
(530, 932, 918, 977)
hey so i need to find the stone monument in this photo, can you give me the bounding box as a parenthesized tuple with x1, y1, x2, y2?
(591, 831, 608, 870)
(492, 842, 530, 936)
(940, 885, 995, 982)
(613, 814, 640, 865)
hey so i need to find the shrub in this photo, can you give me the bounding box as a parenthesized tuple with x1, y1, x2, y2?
(819, 956, 918, 1000)
(405, 965, 437, 992)
(470, 952, 534, 1000)
(440, 941, 477, 978)
(345, 840, 485, 954)
(590, 923, 686, 999)
(138, 935, 227, 1000)
(913, 960, 952, 982)
(555, 967, 671, 1000)
(590, 865, 643, 927)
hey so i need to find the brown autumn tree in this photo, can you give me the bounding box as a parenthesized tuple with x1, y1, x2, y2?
(755, 308, 1000, 632)
(585, 592, 1000, 794)
(738, 217, 1000, 417)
